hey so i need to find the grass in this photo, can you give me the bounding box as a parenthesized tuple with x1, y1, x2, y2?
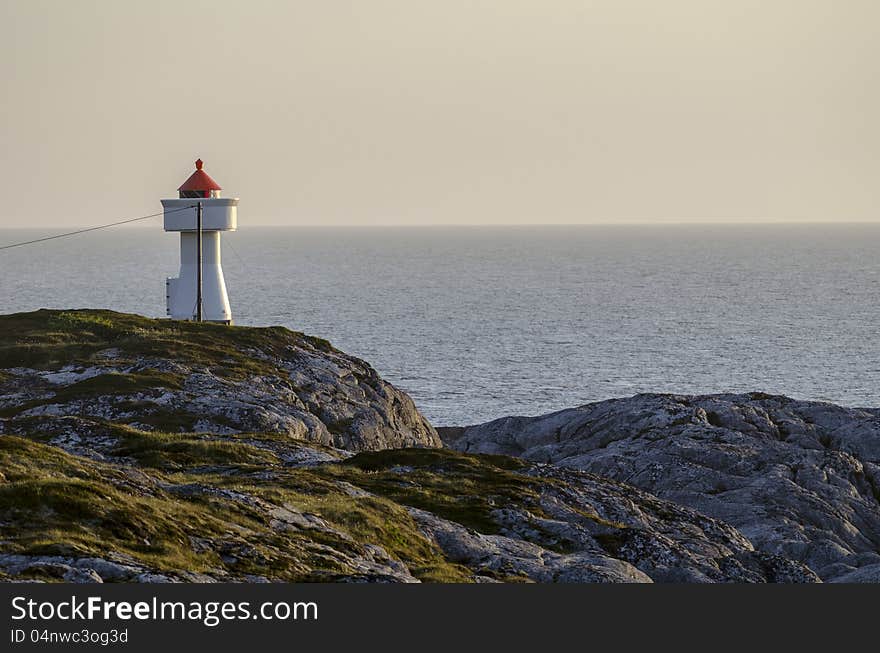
(0, 371, 185, 419)
(0, 308, 335, 382)
(114, 431, 280, 470)
(0, 436, 232, 573)
(0, 434, 473, 582)
(0, 424, 620, 582)
(293, 491, 472, 582)
(56, 372, 183, 399)
(315, 448, 545, 535)
(0, 308, 347, 426)
(48, 311, 116, 334)
(115, 406, 199, 432)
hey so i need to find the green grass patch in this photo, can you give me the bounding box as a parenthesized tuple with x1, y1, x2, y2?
(0, 371, 185, 419)
(115, 431, 279, 470)
(0, 435, 473, 582)
(294, 491, 471, 582)
(0, 309, 334, 382)
(48, 311, 116, 335)
(0, 437, 233, 573)
(111, 405, 198, 432)
(315, 448, 543, 535)
(54, 372, 184, 400)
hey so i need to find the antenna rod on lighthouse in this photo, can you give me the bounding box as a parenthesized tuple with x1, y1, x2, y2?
(196, 201, 203, 322)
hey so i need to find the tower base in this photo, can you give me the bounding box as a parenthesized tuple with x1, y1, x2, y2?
(165, 231, 232, 322)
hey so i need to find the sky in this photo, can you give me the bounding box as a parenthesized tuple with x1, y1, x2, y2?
(1, 0, 878, 227)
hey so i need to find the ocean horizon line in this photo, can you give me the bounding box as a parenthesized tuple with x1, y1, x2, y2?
(2, 219, 880, 231)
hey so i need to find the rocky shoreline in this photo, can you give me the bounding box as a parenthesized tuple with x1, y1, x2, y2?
(441, 393, 880, 582)
(0, 310, 877, 582)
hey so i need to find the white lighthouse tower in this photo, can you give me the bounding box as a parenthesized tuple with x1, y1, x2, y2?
(161, 159, 238, 324)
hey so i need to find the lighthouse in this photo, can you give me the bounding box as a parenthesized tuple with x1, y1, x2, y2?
(161, 159, 238, 324)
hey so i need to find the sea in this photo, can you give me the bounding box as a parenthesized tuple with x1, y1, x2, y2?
(1, 223, 878, 426)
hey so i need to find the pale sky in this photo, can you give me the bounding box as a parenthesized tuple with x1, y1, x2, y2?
(1, 0, 878, 227)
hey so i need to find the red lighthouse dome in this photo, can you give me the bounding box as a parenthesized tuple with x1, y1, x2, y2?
(178, 159, 222, 198)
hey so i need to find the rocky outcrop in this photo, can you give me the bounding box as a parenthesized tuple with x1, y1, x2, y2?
(406, 460, 818, 583)
(442, 393, 880, 581)
(0, 309, 438, 451)
(0, 434, 817, 583)
(0, 312, 843, 582)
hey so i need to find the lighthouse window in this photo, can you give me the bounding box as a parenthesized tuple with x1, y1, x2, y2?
(180, 190, 209, 198)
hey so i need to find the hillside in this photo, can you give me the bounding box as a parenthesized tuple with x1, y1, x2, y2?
(0, 311, 821, 582)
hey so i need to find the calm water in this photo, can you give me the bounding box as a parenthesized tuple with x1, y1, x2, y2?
(1, 224, 878, 425)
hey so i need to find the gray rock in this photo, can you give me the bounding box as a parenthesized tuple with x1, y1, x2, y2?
(829, 563, 880, 583)
(0, 329, 438, 453)
(0, 554, 146, 583)
(408, 507, 653, 583)
(403, 458, 817, 583)
(443, 392, 880, 581)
